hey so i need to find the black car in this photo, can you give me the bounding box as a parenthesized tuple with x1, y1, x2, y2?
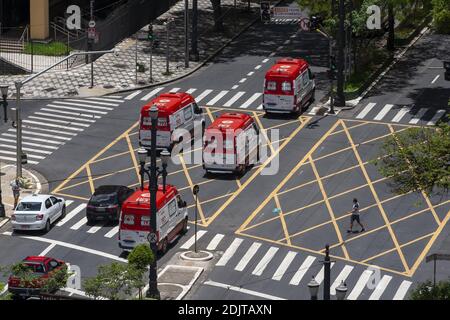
(86, 185, 134, 223)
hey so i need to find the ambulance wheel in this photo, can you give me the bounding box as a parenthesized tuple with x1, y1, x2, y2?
(61, 205, 66, 218)
(309, 89, 316, 104)
(160, 238, 169, 254)
(181, 218, 188, 234)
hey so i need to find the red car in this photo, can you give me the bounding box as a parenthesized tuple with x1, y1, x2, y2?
(8, 256, 67, 298)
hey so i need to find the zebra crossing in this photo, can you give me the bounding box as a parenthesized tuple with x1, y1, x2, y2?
(0, 96, 125, 165)
(181, 230, 414, 300)
(353, 102, 448, 125)
(270, 19, 302, 25)
(123, 87, 264, 110)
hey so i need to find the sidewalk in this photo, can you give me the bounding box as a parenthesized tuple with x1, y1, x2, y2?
(0, 0, 260, 99)
(0, 164, 46, 227)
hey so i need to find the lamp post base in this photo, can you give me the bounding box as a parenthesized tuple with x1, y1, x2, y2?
(0, 204, 5, 218)
(146, 285, 161, 300)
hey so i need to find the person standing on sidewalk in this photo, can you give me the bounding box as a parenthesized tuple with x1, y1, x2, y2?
(10, 179, 20, 210)
(347, 198, 365, 233)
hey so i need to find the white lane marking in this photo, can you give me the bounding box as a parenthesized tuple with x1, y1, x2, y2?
(427, 109, 446, 125)
(409, 108, 427, 124)
(356, 102, 376, 119)
(124, 90, 142, 100)
(247, 71, 254, 76)
(0, 144, 52, 154)
(87, 225, 103, 234)
(276, 46, 284, 51)
(391, 106, 410, 122)
(272, 251, 297, 281)
(252, 246, 279, 276)
(104, 95, 123, 98)
(330, 265, 354, 295)
(104, 226, 119, 238)
(186, 88, 197, 94)
(240, 93, 262, 109)
(255, 65, 262, 70)
(347, 269, 374, 300)
(204, 280, 286, 300)
(315, 262, 335, 284)
(431, 75, 440, 84)
(22, 120, 84, 131)
(262, 59, 269, 63)
(374, 104, 394, 120)
(20, 126, 77, 136)
(269, 52, 276, 57)
(216, 238, 243, 266)
(46, 104, 107, 115)
(70, 217, 87, 230)
(180, 230, 207, 249)
(0, 150, 44, 160)
(14, 129, 72, 140)
(1, 233, 127, 262)
(169, 87, 181, 93)
(42, 107, 102, 119)
(289, 255, 316, 285)
(88, 97, 125, 103)
(0, 138, 58, 150)
(257, 104, 263, 110)
(35, 112, 96, 123)
(308, 106, 320, 115)
(65, 200, 74, 207)
(140, 87, 165, 101)
(195, 89, 213, 102)
(0, 284, 8, 295)
(38, 243, 56, 256)
(223, 91, 245, 107)
(57, 203, 87, 226)
(283, 40, 290, 45)
(9, 134, 63, 146)
(368, 275, 392, 300)
(235, 242, 262, 272)
(206, 233, 225, 250)
(66, 99, 119, 107)
(206, 90, 229, 105)
(239, 78, 247, 83)
(56, 101, 113, 110)
(231, 85, 239, 90)
(290, 34, 296, 38)
(393, 280, 412, 300)
(28, 116, 90, 127)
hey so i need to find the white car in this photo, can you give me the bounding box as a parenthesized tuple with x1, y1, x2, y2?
(11, 194, 66, 232)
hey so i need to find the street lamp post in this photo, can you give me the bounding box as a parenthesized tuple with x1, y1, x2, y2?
(137, 105, 171, 300)
(14, 81, 23, 179)
(192, 185, 199, 253)
(1, 85, 8, 123)
(184, 0, 189, 68)
(308, 277, 319, 300)
(335, 281, 348, 300)
(0, 85, 8, 218)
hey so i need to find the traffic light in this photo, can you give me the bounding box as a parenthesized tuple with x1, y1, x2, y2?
(148, 24, 154, 41)
(309, 15, 323, 31)
(327, 55, 337, 80)
(444, 61, 450, 81)
(260, 2, 271, 23)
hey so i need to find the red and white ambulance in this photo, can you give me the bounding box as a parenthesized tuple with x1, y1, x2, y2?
(263, 58, 315, 114)
(203, 113, 259, 174)
(139, 92, 205, 150)
(118, 184, 188, 253)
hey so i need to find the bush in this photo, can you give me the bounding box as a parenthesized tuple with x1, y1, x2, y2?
(127, 244, 154, 271)
(410, 280, 450, 300)
(432, 0, 450, 34)
(24, 41, 71, 56)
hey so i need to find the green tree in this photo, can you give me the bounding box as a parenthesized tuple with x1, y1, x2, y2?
(373, 123, 450, 196)
(84, 276, 104, 300)
(40, 266, 71, 294)
(83, 262, 130, 300)
(410, 280, 450, 300)
(127, 244, 154, 299)
(432, 0, 450, 34)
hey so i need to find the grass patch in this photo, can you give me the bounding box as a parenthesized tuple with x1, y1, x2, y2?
(24, 41, 71, 56)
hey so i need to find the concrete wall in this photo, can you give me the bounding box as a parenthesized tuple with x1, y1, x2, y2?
(30, 0, 50, 39)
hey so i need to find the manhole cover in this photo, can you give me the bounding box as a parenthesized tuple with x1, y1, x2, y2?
(113, 63, 128, 69)
(44, 87, 56, 92)
(103, 84, 114, 89)
(66, 89, 77, 95)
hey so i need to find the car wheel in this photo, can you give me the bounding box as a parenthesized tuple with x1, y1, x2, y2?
(87, 217, 95, 225)
(61, 205, 66, 218)
(181, 218, 188, 235)
(44, 220, 51, 233)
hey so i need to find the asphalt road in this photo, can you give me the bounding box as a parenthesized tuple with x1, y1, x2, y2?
(1, 20, 449, 301)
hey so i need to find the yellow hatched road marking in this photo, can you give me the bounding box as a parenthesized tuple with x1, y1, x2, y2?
(274, 195, 290, 245)
(126, 133, 141, 185)
(341, 120, 410, 273)
(309, 155, 350, 259)
(51, 192, 90, 201)
(85, 165, 95, 194)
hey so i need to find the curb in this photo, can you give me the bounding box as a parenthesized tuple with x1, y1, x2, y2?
(0, 218, 9, 229)
(9, 12, 261, 101)
(180, 250, 214, 261)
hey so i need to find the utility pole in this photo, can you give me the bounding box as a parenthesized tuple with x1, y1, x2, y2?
(15, 81, 23, 179)
(191, 0, 199, 61)
(335, 0, 346, 107)
(184, 0, 189, 68)
(165, 19, 172, 74)
(323, 244, 331, 300)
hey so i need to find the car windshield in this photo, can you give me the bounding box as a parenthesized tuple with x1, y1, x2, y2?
(91, 193, 117, 204)
(16, 202, 42, 211)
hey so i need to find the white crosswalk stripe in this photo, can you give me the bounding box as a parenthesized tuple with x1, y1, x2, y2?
(216, 238, 243, 266)
(169, 88, 181, 93)
(140, 87, 165, 101)
(13, 129, 73, 140)
(240, 93, 262, 109)
(393, 280, 412, 300)
(46, 104, 107, 115)
(427, 109, 445, 125)
(57, 203, 87, 227)
(315, 262, 335, 284)
(206, 233, 224, 250)
(70, 217, 87, 230)
(289, 255, 316, 286)
(28, 116, 90, 127)
(391, 106, 410, 122)
(206, 90, 229, 105)
(356, 103, 376, 119)
(409, 108, 428, 124)
(347, 269, 374, 300)
(180, 230, 207, 249)
(0, 137, 58, 150)
(223, 91, 245, 107)
(0, 149, 44, 160)
(374, 104, 394, 120)
(195, 89, 213, 102)
(272, 251, 297, 281)
(88, 97, 125, 103)
(66, 99, 119, 107)
(124, 90, 142, 100)
(34, 112, 96, 123)
(104, 226, 120, 238)
(41, 108, 101, 119)
(0, 155, 39, 164)
(330, 265, 353, 295)
(252, 246, 279, 276)
(235, 242, 261, 272)
(0, 144, 52, 154)
(368, 275, 392, 300)
(22, 120, 84, 131)
(87, 225, 103, 234)
(186, 88, 197, 94)
(56, 101, 114, 110)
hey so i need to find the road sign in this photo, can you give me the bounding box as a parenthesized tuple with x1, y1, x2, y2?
(147, 232, 157, 243)
(299, 17, 310, 31)
(87, 27, 96, 39)
(272, 3, 303, 20)
(89, 20, 96, 28)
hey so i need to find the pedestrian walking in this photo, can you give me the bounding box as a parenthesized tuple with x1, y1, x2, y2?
(10, 179, 20, 209)
(347, 198, 365, 233)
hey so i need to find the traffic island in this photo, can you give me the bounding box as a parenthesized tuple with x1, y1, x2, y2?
(180, 250, 214, 262)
